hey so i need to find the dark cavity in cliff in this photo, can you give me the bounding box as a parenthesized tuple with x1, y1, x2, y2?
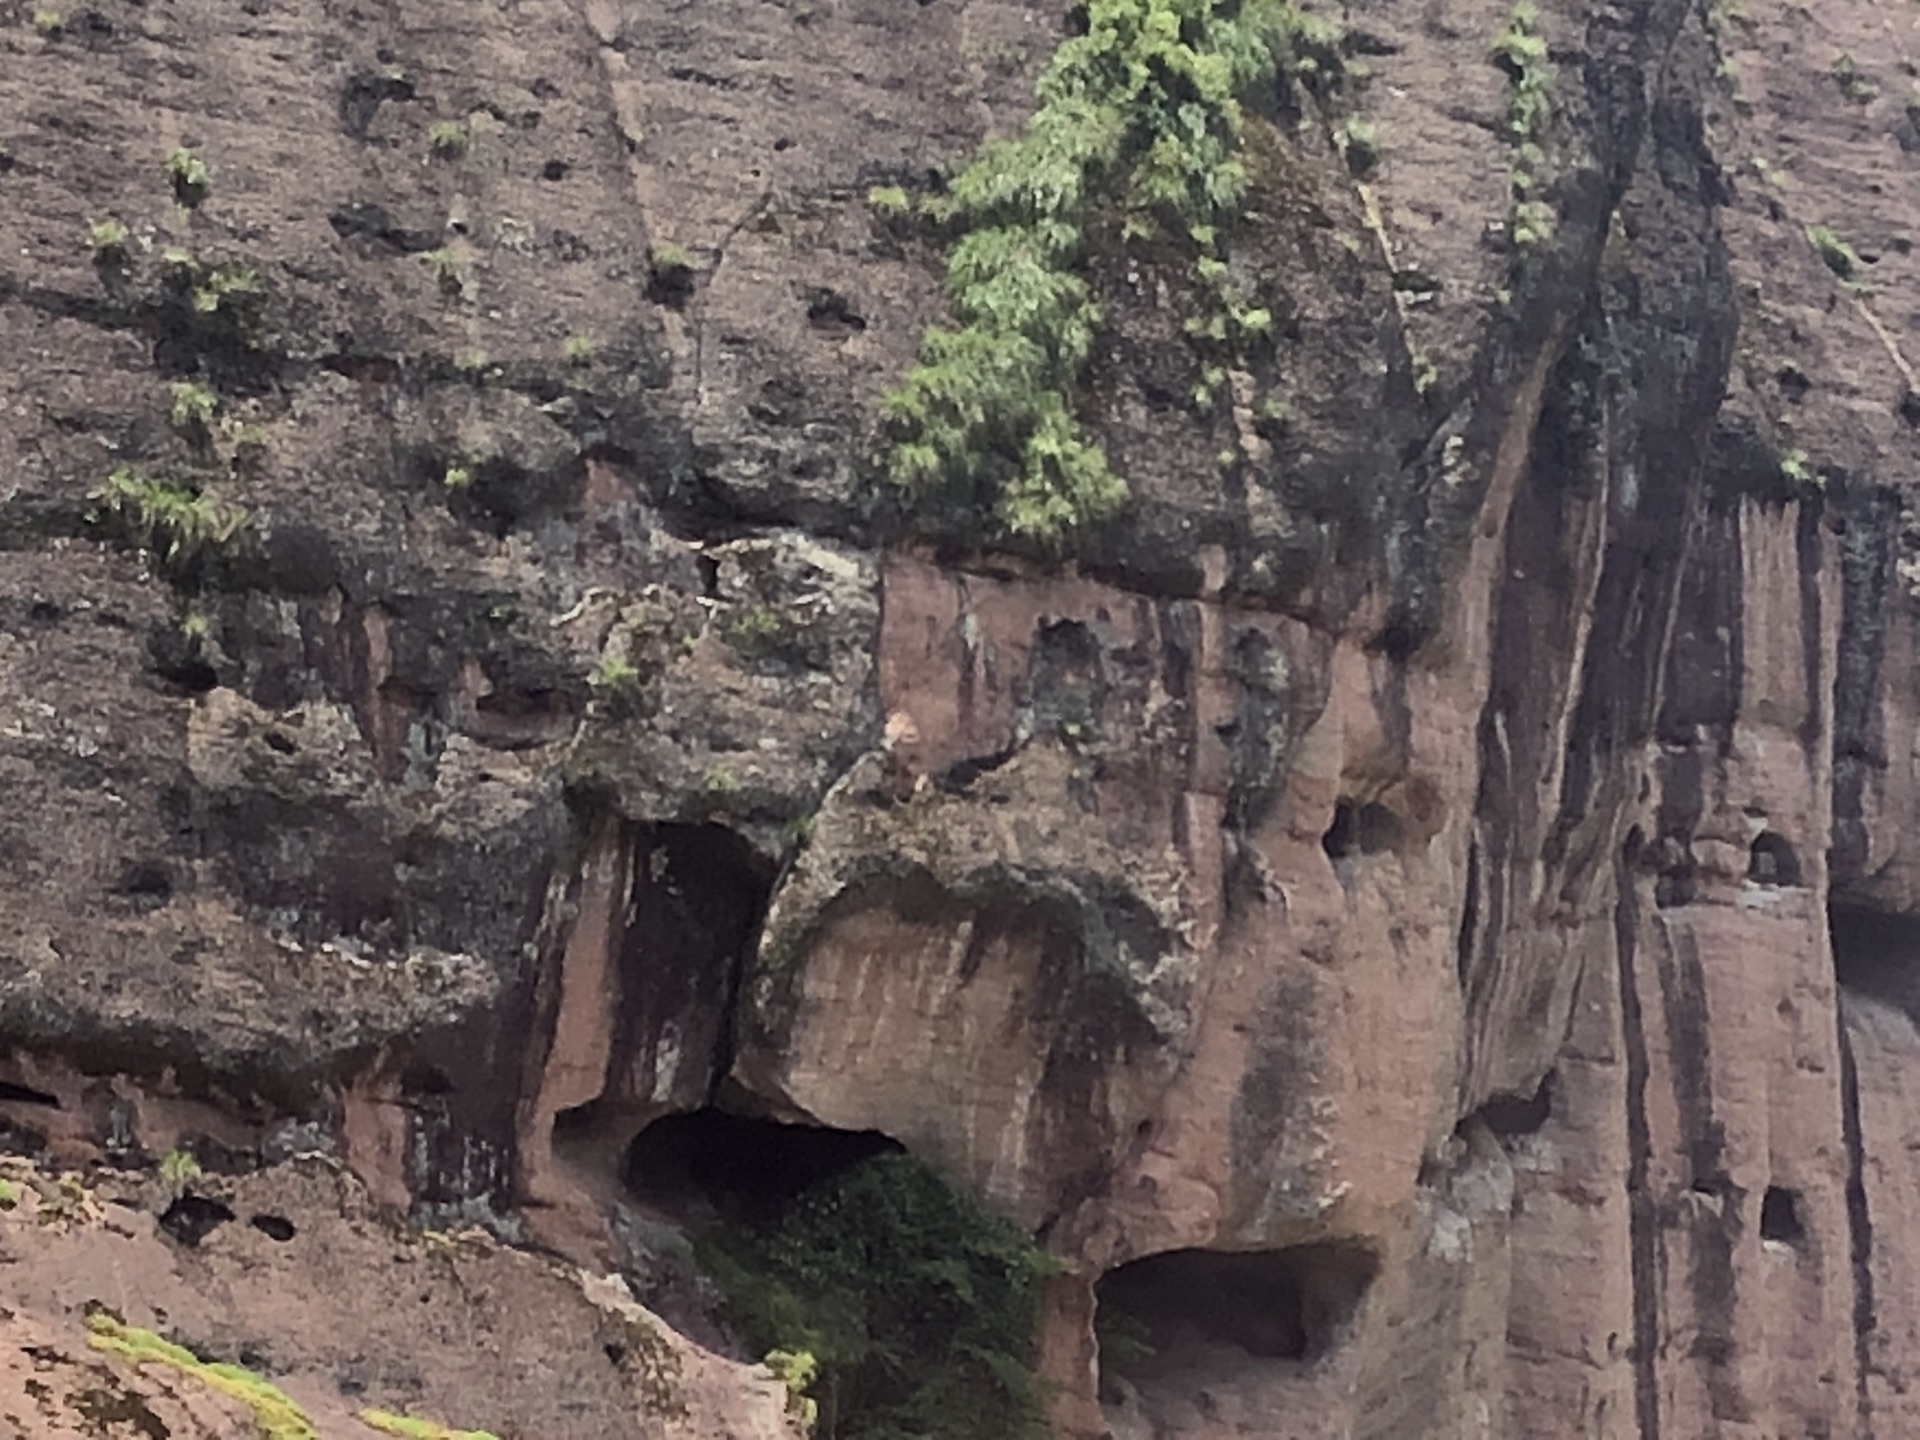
(622, 1108, 899, 1226)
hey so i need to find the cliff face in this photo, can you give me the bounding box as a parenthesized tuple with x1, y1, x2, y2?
(3, 0, 1920, 1435)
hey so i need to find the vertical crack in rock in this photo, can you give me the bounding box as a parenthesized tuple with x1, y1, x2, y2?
(1617, 829, 1662, 1440)
(1837, 1000, 1877, 1434)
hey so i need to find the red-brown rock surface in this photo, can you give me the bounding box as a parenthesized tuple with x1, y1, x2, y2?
(3, 0, 1920, 1434)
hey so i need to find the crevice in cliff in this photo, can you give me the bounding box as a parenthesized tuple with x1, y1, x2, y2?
(1829, 904, 1882, 1428)
(1094, 1245, 1379, 1417)
(1617, 827, 1662, 1440)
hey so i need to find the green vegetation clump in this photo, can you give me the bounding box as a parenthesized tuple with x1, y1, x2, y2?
(1831, 53, 1876, 105)
(1806, 225, 1862, 282)
(166, 147, 211, 209)
(883, 0, 1334, 547)
(169, 380, 218, 435)
(698, 1151, 1058, 1440)
(423, 247, 464, 299)
(358, 1410, 500, 1440)
(87, 1313, 315, 1440)
(88, 219, 130, 258)
(562, 333, 595, 366)
(591, 655, 639, 688)
(1338, 116, 1381, 177)
(93, 467, 250, 566)
(157, 1147, 203, 1185)
(427, 120, 470, 159)
(32, 8, 62, 35)
(1491, 3, 1554, 249)
(0, 1177, 18, 1210)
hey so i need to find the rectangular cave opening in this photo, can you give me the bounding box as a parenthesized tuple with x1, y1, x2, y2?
(1095, 1243, 1380, 1419)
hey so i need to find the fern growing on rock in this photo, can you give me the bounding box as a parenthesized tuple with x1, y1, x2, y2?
(884, 0, 1334, 548)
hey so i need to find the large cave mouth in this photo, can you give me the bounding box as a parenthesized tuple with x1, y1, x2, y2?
(621, 1107, 901, 1227)
(1095, 1243, 1379, 1396)
(1829, 903, 1920, 1018)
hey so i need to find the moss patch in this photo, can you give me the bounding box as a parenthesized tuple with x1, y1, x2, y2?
(86, 1314, 314, 1440)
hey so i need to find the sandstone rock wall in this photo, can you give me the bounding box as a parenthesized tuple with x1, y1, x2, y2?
(3, 0, 1920, 1434)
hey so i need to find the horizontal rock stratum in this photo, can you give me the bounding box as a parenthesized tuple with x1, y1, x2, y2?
(2, 0, 1919, 1434)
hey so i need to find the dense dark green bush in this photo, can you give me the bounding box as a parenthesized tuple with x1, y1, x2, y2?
(697, 1152, 1059, 1440)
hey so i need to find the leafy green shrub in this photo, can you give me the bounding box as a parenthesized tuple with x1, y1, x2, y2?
(92, 467, 250, 566)
(1807, 224, 1862, 281)
(88, 219, 130, 258)
(883, 0, 1332, 547)
(428, 120, 470, 159)
(697, 1151, 1058, 1440)
(562, 334, 595, 366)
(169, 380, 218, 435)
(1338, 116, 1381, 177)
(166, 147, 211, 209)
(32, 8, 62, 36)
(157, 1147, 202, 1186)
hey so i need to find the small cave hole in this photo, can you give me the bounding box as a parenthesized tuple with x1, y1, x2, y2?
(540, 158, 572, 181)
(1322, 800, 1359, 859)
(249, 1213, 296, 1242)
(622, 1108, 899, 1227)
(262, 730, 298, 756)
(1748, 832, 1802, 887)
(1475, 1070, 1554, 1138)
(399, 1063, 454, 1098)
(804, 287, 867, 336)
(159, 1193, 237, 1247)
(0, 1081, 60, 1108)
(1096, 1246, 1379, 1408)
(111, 861, 174, 912)
(1760, 1186, 1805, 1246)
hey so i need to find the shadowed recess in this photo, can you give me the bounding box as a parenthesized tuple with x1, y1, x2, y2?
(1096, 1243, 1380, 1388)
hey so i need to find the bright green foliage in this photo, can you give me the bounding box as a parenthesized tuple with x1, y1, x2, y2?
(1807, 224, 1861, 281)
(1338, 116, 1380, 176)
(1491, 3, 1554, 248)
(169, 380, 218, 433)
(162, 249, 264, 335)
(590, 654, 641, 694)
(763, 1350, 821, 1433)
(427, 120, 470, 159)
(32, 9, 62, 35)
(94, 467, 250, 565)
(358, 1409, 500, 1440)
(885, 0, 1325, 547)
(166, 147, 211, 208)
(0, 1177, 18, 1210)
(562, 334, 595, 365)
(157, 1147, 202, 1185)
(87, 1314, 316, 1440)
(698, 1151, 1059, 1440)
(88, 219, 130, 256)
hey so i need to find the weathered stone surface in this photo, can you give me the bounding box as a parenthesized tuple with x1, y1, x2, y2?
(5, 0, 1920, 1434)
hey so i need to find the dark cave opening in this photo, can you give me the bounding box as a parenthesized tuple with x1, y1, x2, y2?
(1760, 1186, 1806, 1246)
(1748, 831, 1802, 887)
(621, 1107, 900, 1227)
(1829, 903, 1920, 1018)
(1475, 1069, 1555, 1138)
(1323, 800, 1400, 862)
(1095, 1244, 1379, 1403)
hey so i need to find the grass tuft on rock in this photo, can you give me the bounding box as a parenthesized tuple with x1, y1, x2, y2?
(87, 1313, 315, 1440)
